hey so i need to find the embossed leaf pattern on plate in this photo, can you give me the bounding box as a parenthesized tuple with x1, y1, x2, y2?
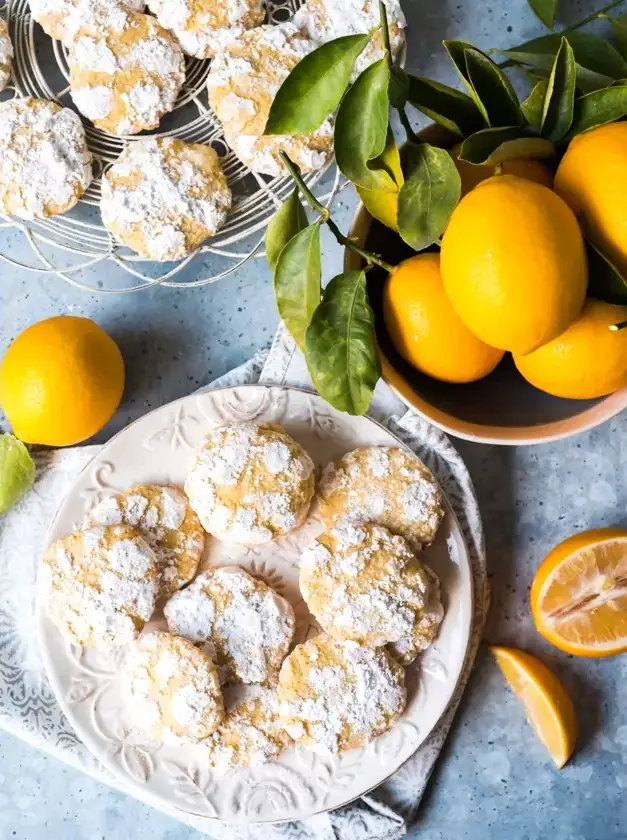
(36, 385, 474, 823)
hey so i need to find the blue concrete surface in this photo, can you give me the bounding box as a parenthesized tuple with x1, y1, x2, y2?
(2, 1, 627, 838)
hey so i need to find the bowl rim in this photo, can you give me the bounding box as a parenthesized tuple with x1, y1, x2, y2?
(344, 136, 627, 446)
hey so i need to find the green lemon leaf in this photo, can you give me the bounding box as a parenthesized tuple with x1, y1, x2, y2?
(567, 84, 627, 136)
(444, 41, 523, 127)
(541, 37, 576, 142)
(397, 142, 461, 251)
(500, 51, 612, 94)
(305, 270, 380, 416)
(0, 435, 35, 516)
(265, 189, 308, 270)
(459, 126, 556, 164)
(264, 33, 371, 135)
(334, 58, 396, 192)
(522, 80, 549, 127)
(527, 0, 557, 29)
(389, 66, 409, 108)
(406, 74, 484, 136)
(499, 32, 627, 80)
(610, 15, 627, 60)
(586, 240, 627, 305)
(274, 222, 321, 351)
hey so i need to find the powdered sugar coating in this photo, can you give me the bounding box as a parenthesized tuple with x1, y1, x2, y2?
(206, 685, 291, 772)
(184, 422, 315, 544)
(43, 525, 160, 648)
(0, 19, 13, 91)
(293, 0, 406, 78)
(100, 137, 231, 260)
(69, 10, 185, 135)
(277, 634, 406, 753)
(207, 22, 333, 176)
(318, 446, 445, 552)
(164, 566, 295, 685)
(87, 484, 205, 598)
(28, 0, 145, 46)
(123, 632, 224, 744)
(387, 565, 444, 665)
(147, 0, 265, 59)
(300, 521, 443, 650)
(0, 97, 92, 219)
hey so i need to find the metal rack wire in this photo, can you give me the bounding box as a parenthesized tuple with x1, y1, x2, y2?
(0, 0, 342, 292)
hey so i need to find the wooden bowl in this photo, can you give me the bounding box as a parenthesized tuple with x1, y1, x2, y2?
(344, 129, 627, 445)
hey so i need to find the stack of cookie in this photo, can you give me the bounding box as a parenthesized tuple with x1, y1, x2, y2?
(43, 420, 446, 769)
(0, 0, 405, 257)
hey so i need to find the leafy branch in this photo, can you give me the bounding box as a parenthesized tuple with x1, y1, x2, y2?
(262, 0, 627, 415)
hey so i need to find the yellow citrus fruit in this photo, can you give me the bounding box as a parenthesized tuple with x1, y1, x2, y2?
(514, 299, 627, 399)
(555, 121, 627, 276)
(490, 645, 577, 768)
(356, 133, 404, 231)
(383, 253, 504, 383)
(451, 143, 553, 196)
(530, 528, 627, 658)
(0, 316, 125, 447)
(440, 175, 588, 355)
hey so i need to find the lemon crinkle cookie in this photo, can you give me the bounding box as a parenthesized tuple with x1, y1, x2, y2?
(123, 632, 224, 744)
(43, 524, 160, 648)
(147, 0, 265, 59)
(28, 0, 145, 46)
(0, 19, 14, 91)
(164, 566, 295, 684)
(100, 137, 231, 260)
(293, 0, 406, 77)
(87, 484, 205, 597)
(206, 22, 333, 177)
(207, 685, 291, 772)
(318, 446, 445, 552)
(184, 422, 315, 544)
(69, 10, 185, 136)
(0, 97, 92, 219)
(300, 521, 443, 652)
(277, 634, 406, 753)
(387, 564, 444, 664)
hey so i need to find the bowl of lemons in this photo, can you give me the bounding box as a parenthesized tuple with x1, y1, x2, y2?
(346, 125, 627, 445)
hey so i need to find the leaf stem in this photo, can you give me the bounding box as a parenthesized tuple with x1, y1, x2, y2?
(609, 320, 627, 331)
(398, 107, 419, 142)
(279, 151, 395, 273)
(379, 1, 393, 68)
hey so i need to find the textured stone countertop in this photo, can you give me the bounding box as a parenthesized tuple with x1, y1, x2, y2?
(1, 1, 626, 838)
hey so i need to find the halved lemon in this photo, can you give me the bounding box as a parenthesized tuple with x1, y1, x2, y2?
(490, 645, 577, 768)
(531, 528, 627, 658)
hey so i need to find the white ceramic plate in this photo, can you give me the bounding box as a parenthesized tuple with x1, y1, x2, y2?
(36, 385, 474, 824)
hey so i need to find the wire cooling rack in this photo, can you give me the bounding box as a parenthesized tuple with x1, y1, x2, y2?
(0, 0, 342, 292)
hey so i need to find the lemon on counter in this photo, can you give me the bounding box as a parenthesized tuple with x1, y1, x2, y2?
(555, 122, 627, 277)
(491, 645, 577, 769)
(451, 143, 553, 197)
(531, 528, 627, 658)
(440, 175, 588, 355)
(383, 253, 504, 383)
(513, 299, 627, 399)
(0, 316, 125, 447)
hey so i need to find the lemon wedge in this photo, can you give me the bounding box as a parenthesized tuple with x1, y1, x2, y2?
(490, 645, 577, 769)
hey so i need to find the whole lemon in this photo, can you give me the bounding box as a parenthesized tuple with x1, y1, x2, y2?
(440, 175, 588, 355)
(451, 144, 553, 196)
(555, 122, 627, 276)
(0, 316, 125, 446)
(384, 253, 504, 383)
(513, 299, 627, 399)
